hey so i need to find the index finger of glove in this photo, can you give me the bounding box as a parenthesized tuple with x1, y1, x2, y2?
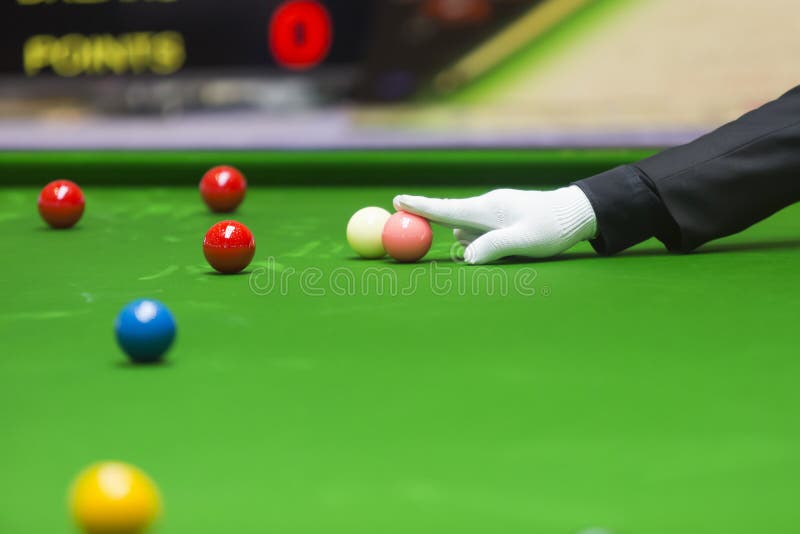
(393, 194, 493, 230)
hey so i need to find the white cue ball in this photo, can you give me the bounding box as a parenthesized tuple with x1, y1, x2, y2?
(347, 206, 392, 258)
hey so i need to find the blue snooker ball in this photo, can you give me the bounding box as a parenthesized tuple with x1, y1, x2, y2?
(115, 299, 176, 363)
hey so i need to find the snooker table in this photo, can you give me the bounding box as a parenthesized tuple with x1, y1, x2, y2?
(2, 148, 800, 534)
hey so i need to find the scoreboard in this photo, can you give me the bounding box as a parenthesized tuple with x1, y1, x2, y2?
(0, 0, 581, 104)
(0, 0, 374, 77)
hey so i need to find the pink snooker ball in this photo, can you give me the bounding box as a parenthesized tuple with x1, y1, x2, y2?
(382, 211, 433, 263)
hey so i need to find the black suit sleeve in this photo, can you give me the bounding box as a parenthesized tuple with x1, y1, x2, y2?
(574, 85, 800, 254)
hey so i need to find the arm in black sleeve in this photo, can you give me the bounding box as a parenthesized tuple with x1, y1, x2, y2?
(574, 85, 800, 254)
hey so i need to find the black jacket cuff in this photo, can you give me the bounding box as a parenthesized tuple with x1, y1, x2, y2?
(574, 165, 678, 255)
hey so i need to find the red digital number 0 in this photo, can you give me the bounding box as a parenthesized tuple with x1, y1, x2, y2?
(269, 0, 333, 70)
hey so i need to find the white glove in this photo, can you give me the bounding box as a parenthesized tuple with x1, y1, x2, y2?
(393, 186, 598, 264)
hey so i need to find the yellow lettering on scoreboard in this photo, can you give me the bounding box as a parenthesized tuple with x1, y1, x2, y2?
(150, 31, 186, 74)
(23, 32, 186, 76)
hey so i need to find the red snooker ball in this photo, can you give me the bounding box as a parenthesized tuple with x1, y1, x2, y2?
(37, 180, 85, 229)
(203, 220, 256, 274)
(199, 166, 247, 213)
(382, 211, 433, 263)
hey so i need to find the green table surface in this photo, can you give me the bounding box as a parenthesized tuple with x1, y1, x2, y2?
(2, 181, 800, 534)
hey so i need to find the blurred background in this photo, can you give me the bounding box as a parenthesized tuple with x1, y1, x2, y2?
(0, 0, 798, 149)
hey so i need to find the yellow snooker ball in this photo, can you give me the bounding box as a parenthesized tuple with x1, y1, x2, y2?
(69, 462, 161, 534)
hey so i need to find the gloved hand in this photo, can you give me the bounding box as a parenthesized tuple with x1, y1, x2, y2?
(393, 186, 598, 264)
